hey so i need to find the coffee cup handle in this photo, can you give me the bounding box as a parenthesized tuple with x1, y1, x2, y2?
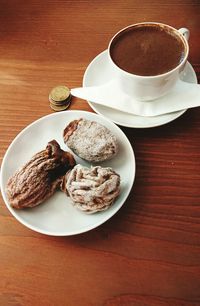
(178, 28, 190, 41)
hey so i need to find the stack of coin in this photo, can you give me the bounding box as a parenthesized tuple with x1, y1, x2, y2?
(49, 85, 71, 111)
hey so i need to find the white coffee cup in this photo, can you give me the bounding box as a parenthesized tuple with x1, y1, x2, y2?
(108, 22, 189, 101)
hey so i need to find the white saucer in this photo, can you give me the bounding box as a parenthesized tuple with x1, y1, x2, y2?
(83, 50, 198, 128)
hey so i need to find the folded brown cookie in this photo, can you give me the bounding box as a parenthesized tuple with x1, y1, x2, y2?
(62, 164, 120, 213)
(6, 140, 76, 209)
(63, 118, 118, 162)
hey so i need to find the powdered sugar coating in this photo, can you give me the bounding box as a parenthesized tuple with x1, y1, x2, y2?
(65, 164, 120, 213)
(63, 118, 118, 162)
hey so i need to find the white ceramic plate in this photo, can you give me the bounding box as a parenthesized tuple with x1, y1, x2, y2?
(83, 50, 198, 128)
(0, 111, 135, 236)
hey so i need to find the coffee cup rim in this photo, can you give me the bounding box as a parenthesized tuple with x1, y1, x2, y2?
(108, 22, 189, 79)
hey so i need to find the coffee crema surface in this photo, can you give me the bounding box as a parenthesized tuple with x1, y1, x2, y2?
(110, 24, 186, 76)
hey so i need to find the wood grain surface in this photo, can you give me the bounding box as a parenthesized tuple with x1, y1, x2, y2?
(0, 1, 200, 305)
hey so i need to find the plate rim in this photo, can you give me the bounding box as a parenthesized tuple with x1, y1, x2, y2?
(83, 50, 198, 128)
(0, 110, 136, 236)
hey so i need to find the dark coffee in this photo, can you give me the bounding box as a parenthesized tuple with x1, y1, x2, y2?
(110, 24, 186, 76)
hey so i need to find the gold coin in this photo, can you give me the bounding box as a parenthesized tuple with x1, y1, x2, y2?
(49, 94, 72, 106)
(49, 85, 70, 102)
(50, 102, 70, 112)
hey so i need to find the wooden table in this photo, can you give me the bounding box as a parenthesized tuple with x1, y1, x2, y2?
(0, 1, 200, 305)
